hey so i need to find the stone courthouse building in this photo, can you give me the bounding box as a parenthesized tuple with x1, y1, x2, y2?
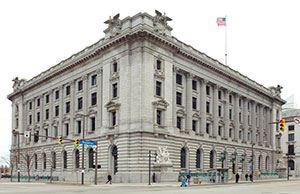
(8, 11, 285, 183)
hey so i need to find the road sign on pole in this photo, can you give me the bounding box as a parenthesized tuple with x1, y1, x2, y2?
(80, 139, 96, 146)
(294, 117, 300, 124)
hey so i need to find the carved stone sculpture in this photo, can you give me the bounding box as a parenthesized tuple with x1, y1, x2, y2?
(104, 14, 122, 38)
(12, 77, 26, 91)
(276, 158, 286, 169)
(156, 146, 172, 164)
(153, 10, 172, 35)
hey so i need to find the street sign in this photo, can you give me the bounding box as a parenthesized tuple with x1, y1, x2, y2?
(80, 139, 96, 146)
(294, 117, 300, 124)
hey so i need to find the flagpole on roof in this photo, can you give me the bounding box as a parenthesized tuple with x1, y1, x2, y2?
(225, 15, 227, 65)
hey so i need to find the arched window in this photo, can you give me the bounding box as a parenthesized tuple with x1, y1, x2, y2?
(43, 153, 46, 170)
(88, 148, 94, 168)
(52, 152, 56, 169)
(196, 149, 201, 169)
(265, 156, 269, 171)
(112, 146, 118, 174)
(63, 150, 67, 169)
(210, 150, 215, 169)
(258, 155, 262, 171)
(180, 147, 186, 169)
(34, 154, 37, 170)
(75, 149, 79, 169)
(288, 160, 295, 170)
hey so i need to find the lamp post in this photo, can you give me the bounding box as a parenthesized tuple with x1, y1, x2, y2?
(12, 130, 21, 182)
(81, 115, 85, 185)
(251, 143, 254, 182)
(148, 150, 151, 185)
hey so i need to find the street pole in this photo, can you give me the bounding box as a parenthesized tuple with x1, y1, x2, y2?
(148, 150, 151, 185)
(94, 141, 98, 185)
(81, 116, 85, 185)
(251, 143, 254, 182)
(17, 132, 20, 182)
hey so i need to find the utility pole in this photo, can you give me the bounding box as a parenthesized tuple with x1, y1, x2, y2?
(94, 141, 98, 185)
(148, 150, 151, 185)
(251, 143, 254, 182)
(81, 116, 85, 185)
(17, 131, 20, 182)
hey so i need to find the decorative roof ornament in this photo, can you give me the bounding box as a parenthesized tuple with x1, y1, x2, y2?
(153, 10, 172, 36)
(104, 13, 122, 39)
(12, 77, 26, 91)
(269, 85, 283, 98)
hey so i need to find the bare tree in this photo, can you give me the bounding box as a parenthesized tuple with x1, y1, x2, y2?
(20, 152, 35, 182)
(0, 154, 15, 182)
(46, 152, 57, 183)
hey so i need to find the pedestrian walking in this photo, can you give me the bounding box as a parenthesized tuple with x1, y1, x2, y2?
(187, 174, 191, 185)
(152, 172, 156, 183)
(235, 173, 240, 183)
(245, 173, 248, 181)
(106, 174, 112, 184)
(249, 174, 253, 182)
(180, 176, 187, 187)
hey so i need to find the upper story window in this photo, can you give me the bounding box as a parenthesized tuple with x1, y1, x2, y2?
(55, 90, 59, 100)
(29, 102, 32, 110)
(288, 125, 295, 131)
(192, 97, 197, 109)
(218, 91, 222, 100)
(111, 111, 116, 126)
(37, 98, 40, 107)
(192, 80, 197, 90)
(112, 83, 118, 98)
(156, 81, 162, 96)
(45, 94, 49, 104)
(206, 102, 210, 113)
(177, 116, 182, 129)
(288, 134, 295, 141)
(77, 97, 83, 110)
(156, 60, 161, 70)
(45, 109, 49, 120)
(78, 80, 83, 91)
(66, 86, 70, 96)
(90, 117, 96, 131)
(55, 106, 59, 117)
(66, 102, 70, 113)
(176, 74, 182, 85)
(206, 86, 210, 96)
(288, 145, 294, 155)
(239, 99, 242, 107)
(91, 75, 97, 86)
(113, 62, 118, 73)
(36, 112, 40, 122)
(218, 105, 222, 117)
(229, 95, 232, 104)
(91, 92, 97, 106)
(229, 109, 232, 120)
(176, 92, 182, 105)
(157, 109, 162, 125)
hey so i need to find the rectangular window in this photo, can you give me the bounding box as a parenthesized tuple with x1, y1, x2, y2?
(66, 86, 70, 96)
(29, 102, 32, 110)
(206, 123, 210, 134)
(288, 145, 294, 155)
(192, 120, 197, 132)
(192, 97, 197, 109)
(288, 125, 295, 131)
(91, 92, 97, 106)
(91, 117, 96, 131)
(218, 126, 222, 136)
(177, 117, 182, 129)
(206, 86, 210, 95)
(37, 98, 40, 107)
(55, 105, 59, 116)
(156, 81, 162, 96)
(111, 111, 116, 126)
(55, 90, 59, 100)
(192, 80, 197, 90)
(176, 92, 182, 105)
(45, 94, 49, 104)
(206, 102, 210, 113)
(37, 112, 40, 122)
(91, 75, 97, 86)
(229, 95, 232, 103)
(113, 62, 118, 73)
(77, 97, 83, 110)
(64, 123, 69, 136)
(157, 110, 162, 125)
(78, 80, 83, 91)
(44, 128, 48, 139)
(229, 109, 232, 120)
(112, 83, 118, 98)
(218, 105, 222, 117)
(29, 115, 32, 124)
(218, 91, 222, 100)
(156, 60, 161, 70)
(76, 120, 81, 134)
(229, 128, 233, 138)
(239, 112, 242, 123)
(176, 74, 182, 85)
(288, 134, 295, 141)
(45, 109, 49, 120)
(66, 102, 70, 113)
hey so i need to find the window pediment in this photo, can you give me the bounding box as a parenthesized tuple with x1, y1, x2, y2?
(105, 100, 120, 111)
(152, 99, 169, 110)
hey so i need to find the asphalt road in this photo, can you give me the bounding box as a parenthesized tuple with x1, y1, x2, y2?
(1, 180, 300, 194)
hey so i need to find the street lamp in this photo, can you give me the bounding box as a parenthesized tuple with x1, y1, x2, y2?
(76, 113, 87, 185)
(251, 143, 255, 182)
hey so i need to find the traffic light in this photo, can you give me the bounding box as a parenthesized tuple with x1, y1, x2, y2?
(34, 131, 39, 143)
(58, 136, 62, 145)
(75, 138, 79, 147)
(249, 154, 254, 163)
(280, 119, 285, 132)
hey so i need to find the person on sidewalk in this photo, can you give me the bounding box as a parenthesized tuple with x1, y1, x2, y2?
(235, 173, 240, 183)
(249, 174, 253, 182)
(180, 176, 187, 187)
(186, 174, 191, 186)
(106, 174, 112, 184)
(245, 173, 248, 181)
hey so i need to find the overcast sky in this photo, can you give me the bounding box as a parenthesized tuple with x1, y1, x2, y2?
(0, 0, 299, 164)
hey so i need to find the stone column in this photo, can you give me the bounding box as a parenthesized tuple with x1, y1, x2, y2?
(172, 67, 177, 128)
(212, 84, 218, 137)
(83, 75, 89, 133)
(97, 68, 103, 129)
(49, 90, 54, 138)
(186, 73, 192, 132)
(251, 101, 256, 144)
(200, 79, 207, 135)
(259, 105, 264, 145)
(243, 98, 248, 143)
(234, 93, 239, 141)
(59, 86, 64, 136)
(70, 81, 75, 135)
(266, 107, 271, 147)
(224, 89, 230, 139)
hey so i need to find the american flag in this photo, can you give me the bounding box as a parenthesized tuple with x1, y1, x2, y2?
(217, 17, 226, 26)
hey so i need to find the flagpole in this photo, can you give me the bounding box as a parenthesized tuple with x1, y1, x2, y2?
(225, 16, 227, 65)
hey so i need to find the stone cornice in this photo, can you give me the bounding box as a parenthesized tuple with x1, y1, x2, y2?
(7, 12, 285, 105)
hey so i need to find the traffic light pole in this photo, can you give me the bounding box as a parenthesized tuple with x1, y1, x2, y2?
(94, 141, 98, 185)
(17, 132, 20, 182)
(251, 143, 254, 182)
(81, 117, 85, 185)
